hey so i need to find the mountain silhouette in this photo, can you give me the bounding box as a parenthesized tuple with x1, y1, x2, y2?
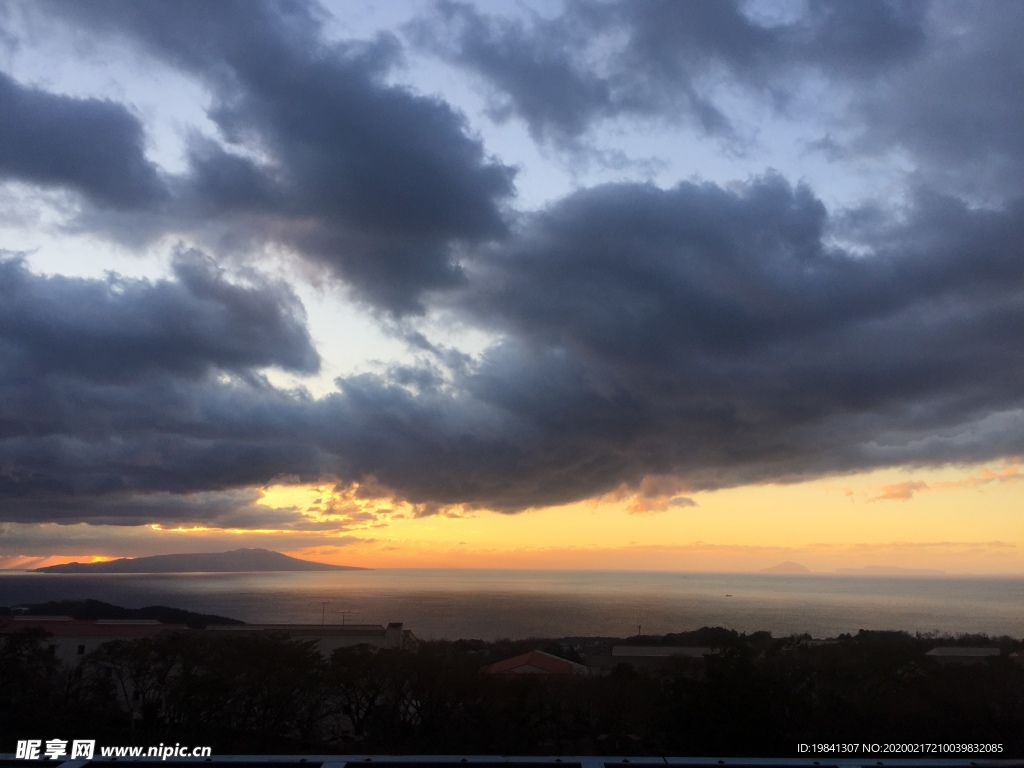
(33, 548, 366, 573)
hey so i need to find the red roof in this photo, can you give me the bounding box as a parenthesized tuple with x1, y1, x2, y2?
(485, 649, 587, 676)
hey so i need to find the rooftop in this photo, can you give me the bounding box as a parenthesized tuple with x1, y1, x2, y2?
(486, 649, 590, 676)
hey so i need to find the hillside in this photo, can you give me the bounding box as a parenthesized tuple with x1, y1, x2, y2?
(3, 599, 242, 628)
(33, 548, 367, 574)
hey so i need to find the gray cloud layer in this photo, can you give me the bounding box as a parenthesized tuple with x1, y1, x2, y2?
(0, 71, 166, 208)
(0, 253, 324, 520)
(414, 0, 927, 144)
(313, 176, 1024, 511)
(1, 1, 1023, 528)
(4, 176, 1024, 523)
(23, 0, 516, 313)
(0, 250, 318, 381)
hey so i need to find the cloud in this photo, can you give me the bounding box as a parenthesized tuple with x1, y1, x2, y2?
(412, 0, 760, 144)
(415, 0, 1024, 210)
(7, 169, 1024, 522)
(0, 249, 319, 382)
(626, 496, 697, 515)
(872, 480, 929, 502)
(932, 464, 1023, 491)
(868, 463, 1023, 501)
(599, 475, 698, 514)
(849, 3, 1024, 201)
(304, 174, 1024, 510)
(0, 254, 328, 521)
(667, 496, 697, 508)
(2, 2, 1024, 532)
(0, 71, 167, 209)
(25, 0, 515, 313)
(0, 489, 273, 528)
(795, 0, 926, 75)
(413, 0, 927, 145)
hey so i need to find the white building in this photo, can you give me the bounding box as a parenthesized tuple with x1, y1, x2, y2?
(0, 616, 187, 666)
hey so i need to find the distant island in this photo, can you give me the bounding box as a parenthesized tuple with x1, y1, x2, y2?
(835, 565, 947, 576)
(759, 561, 811, 574)
(33, 548, 367, 574)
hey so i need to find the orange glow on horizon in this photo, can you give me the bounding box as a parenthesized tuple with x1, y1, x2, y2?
(3, 460, 1022, 574)
(0, 554, 120, 570)
(275, 459, 1024, 574)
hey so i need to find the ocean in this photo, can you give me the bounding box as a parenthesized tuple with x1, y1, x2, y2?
(2, 569, 1022, 640)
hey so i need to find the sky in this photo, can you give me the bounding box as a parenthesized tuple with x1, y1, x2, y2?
(1, 0, 1023, 574)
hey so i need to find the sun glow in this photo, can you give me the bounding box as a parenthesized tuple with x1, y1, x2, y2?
(252, 460, 1024, 574)
(5, 463, 1021, 574)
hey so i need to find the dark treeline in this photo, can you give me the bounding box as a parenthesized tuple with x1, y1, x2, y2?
(2, 627, 1023, 756)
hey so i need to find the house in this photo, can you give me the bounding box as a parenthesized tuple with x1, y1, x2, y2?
(0, 616, 187, 666)
(485, 649, 591, 676)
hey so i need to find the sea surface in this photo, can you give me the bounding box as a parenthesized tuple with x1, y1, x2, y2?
(2, 569, 1022, 640)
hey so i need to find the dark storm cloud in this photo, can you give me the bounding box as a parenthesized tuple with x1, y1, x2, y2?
(851, 3, 1024, 200)
(3, 1, 1024, 528)
(0, 489, 363, 530)
(0, 71, 166, 209)
(0, 249, 319, 381)
(302, 175, 1024, 511)
(0, 367, 326, 505)
(414, 0, 927, 143)
(796, 0, 926, 75)
(4, 172, 1024, 523)
(30, 0, 515, 313)
(0, 254, 328, 523)
(410, 1, 619, 141)
(0, 489, 264, 527)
